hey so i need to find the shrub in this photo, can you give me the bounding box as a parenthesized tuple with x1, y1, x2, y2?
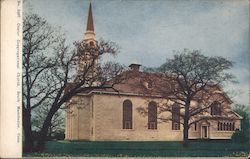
(51, 132, 65, 140)
(231, 129, 249, 143)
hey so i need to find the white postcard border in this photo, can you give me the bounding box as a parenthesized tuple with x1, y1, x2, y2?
(0, 0, 22, 158)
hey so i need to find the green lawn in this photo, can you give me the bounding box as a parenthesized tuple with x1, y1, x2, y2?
(24, 140, 250, 157)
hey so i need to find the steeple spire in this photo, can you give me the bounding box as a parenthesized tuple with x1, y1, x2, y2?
(86, 1, 94, 31)
(83, 0, 96, 43)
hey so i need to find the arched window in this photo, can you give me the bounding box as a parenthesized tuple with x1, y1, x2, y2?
(89, 41, 95, 46)
(172, 104, 180, 130)
(123, 100, 132, 129)
(211, 101, 221, 115)
(148, 101, 157, 129)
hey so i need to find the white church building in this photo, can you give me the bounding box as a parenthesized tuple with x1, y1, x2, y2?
(65, 2, 241, 141)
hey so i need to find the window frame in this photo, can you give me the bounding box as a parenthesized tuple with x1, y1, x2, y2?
(218, 121, 235, 131)
(122, 100, 133, 129)
(148, 101, 157, 130)
(172, 104, 180, 130)
(211, 101, 221, 116)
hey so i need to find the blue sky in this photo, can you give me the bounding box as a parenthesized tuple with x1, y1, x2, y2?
(25, 0, 249, 106)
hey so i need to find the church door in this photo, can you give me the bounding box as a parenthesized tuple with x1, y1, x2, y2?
(202, 126, 208, 139)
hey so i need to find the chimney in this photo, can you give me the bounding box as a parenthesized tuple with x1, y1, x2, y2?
(129, 63, 141, 72)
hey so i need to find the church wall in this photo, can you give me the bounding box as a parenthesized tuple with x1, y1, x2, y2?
(65, 109, 68, 140)
(65, 104, 75, 140)
(71, 105, 78, 140)
(65, 95, 92, 140)
(188, 123, 200, 139)
(188, 119, 241, 139)
(209, 119, 241, 139)
(92, 94, 183, 141)
(66, 93, 240, 141)
(77, 96, 91, 140)
(90, 93, 240, 141)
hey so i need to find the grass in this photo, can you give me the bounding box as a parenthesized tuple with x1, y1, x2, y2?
(24, 140, 250, 157)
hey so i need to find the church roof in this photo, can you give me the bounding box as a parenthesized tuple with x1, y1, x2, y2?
(108, 70, 172, 97)
(65, 63, 240, 119)
(81, 68, 233, 105)
(66, 62, 233, 106)
(86, 1, 94, 31)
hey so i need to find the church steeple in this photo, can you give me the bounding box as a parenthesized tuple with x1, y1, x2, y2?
(76, 1, 98, 82)
(86, 2, 94, 32)
(83, 1, 96, 44)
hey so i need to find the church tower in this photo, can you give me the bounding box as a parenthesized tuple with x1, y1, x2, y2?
(76, 1, 98, 80)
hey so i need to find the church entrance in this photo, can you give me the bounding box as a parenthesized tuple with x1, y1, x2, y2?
(201, 126, 208, 139)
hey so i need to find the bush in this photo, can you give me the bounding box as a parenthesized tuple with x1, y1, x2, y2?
(231, 129, 249, 143)
(51, 132, 65, 140)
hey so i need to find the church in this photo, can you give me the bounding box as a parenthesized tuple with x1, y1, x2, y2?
(65, 2, 241, 141)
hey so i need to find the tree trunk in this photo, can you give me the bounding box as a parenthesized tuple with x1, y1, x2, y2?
(23, 107, 34, 152)
(183, 117, 189, 147)
(183, 100, 190, 147)
(48, 126, 52, 140)
(35, 105, 58, 152)
(35, 117, 52, 151)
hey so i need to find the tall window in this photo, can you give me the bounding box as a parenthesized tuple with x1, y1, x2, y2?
(123, 100, 132, 129)
(211, 101, 221, 115)
(194, 122, 197, 131)
(172, 104, 180, 130)
(148, 101, 157, 129)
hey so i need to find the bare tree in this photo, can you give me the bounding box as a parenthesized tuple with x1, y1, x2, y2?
(138, 49, 235, 146)
(23, 13, 125, 152)
(23, 13, 64, 152)
(34, 40, 125, 151)
(32, 100, 64, 139)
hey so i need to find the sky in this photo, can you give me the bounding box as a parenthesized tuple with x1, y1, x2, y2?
(25, 0, 249, 106)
